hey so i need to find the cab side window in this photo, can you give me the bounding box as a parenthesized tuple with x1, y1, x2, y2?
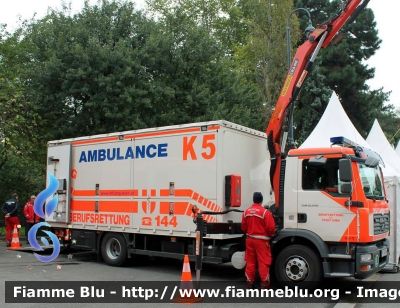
(302, 158, 340, 193)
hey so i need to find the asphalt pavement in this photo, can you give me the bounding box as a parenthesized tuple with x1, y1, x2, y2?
(1, 237, 400, 308)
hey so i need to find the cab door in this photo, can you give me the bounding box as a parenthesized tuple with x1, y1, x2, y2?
(296, 157, 357, 242)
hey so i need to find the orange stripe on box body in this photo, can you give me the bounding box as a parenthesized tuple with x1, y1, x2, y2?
(71, 125, 220, 146)
(160, 189, 170, 197)
(160, 202, 170, 215)
(160, 202, 190, 215)
(124, 125, 220, 140)
(70, 187, 222, 222)
(72, 137, 120, 146)
(100, 201, 139, 213)
(125, 127, 201, 139)
(73, 188, 221, 206)
(70, 200, 94, 211)
(175, 189, 193, 197)
(73, 190, 96, 197)
(72, 189, 139, 197)
(186, 205, 193, 217)
(70, 200, 138, 213)
(99, 190, 138, 197)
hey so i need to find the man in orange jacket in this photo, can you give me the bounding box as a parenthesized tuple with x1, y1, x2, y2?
(23, 195, 40, 244)
(242, 192, 275, 289)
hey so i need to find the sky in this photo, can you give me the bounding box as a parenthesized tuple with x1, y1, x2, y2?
(1, 0, 399, 108)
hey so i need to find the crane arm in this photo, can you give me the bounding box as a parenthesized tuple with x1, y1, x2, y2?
(266, 0, 370, 207)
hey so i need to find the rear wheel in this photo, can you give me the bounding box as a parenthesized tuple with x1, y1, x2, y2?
(101, 233, 127, 266)
(275, 244, 322, 289)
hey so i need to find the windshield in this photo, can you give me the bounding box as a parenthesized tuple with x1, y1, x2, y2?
(358, 163, 385, 200)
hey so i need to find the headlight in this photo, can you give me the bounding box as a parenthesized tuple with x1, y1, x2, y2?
(360, 253, 372, 262)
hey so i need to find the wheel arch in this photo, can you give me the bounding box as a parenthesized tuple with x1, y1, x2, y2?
(271, 229, 329, 258)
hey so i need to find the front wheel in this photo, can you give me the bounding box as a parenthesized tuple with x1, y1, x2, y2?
(101, 233, 127, 267)
(274, 244, 322, 289)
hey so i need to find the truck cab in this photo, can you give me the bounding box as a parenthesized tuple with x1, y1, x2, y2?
(270, 137, 390, 287)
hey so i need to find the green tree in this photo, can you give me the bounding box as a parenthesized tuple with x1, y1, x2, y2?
(21, 1, 154, 138)
(145, 0, 266, 129)
(17, 0, 263, 139)
(234, 0, 299, 129)
(0, 25, 45, 209)
(292, 0, 395, 144)
(147, 0, 298, 131)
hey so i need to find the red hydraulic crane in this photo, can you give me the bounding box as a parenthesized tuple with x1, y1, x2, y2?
(266, 0, 371, 209)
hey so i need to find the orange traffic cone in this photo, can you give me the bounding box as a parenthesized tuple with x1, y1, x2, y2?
(8, 225, 22, 250)
(172, 255, 202, 304)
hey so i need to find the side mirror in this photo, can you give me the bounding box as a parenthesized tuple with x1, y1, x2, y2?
(341, 183, 353, 194)
(339, 158, 352, 182)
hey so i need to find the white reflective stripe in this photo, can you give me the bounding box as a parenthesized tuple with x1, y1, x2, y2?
(183, 262, 191, 273)
(244, 212, 265, 219)
(247, 234, 270, 240)
(245, 273, 253, 284)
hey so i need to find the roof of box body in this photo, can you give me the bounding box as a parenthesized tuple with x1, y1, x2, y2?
(48, 120, 267, 145)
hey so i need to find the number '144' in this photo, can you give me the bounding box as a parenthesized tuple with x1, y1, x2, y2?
(155, 216, 178, 227)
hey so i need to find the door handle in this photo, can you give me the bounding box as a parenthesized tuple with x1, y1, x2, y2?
(298, 213, 307, 223)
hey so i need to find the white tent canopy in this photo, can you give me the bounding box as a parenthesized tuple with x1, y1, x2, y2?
(300, 92, 371, 149)
(300, 92, 397, 177)
(366, 119, 400, 269)
(366, 119, 400, 177)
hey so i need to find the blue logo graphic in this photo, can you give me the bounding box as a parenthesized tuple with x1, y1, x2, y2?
(28, 172, 61, 262)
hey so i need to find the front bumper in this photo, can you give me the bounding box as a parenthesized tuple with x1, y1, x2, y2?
(355, 239, 390, 279)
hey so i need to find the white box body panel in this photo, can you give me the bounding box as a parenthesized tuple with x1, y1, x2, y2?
(46, 121, 272, 238)
(46, 143, 72, 224)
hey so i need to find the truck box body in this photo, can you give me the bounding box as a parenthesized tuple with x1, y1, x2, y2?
(46, 120, 271, 239)
(44, 120, 390, 285)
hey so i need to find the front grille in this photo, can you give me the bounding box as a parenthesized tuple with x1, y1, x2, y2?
(373, 213, 390, 235)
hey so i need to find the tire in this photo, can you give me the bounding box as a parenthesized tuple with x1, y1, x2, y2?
(274, 244, 322, 289)
(100, 233, 127, 267)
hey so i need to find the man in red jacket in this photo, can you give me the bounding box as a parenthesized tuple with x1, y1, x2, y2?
(23, 195, 40, 244)
(242, 192, 276, 289)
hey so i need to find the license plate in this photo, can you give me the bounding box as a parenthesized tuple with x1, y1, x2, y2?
(381, 248, 388, 257)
